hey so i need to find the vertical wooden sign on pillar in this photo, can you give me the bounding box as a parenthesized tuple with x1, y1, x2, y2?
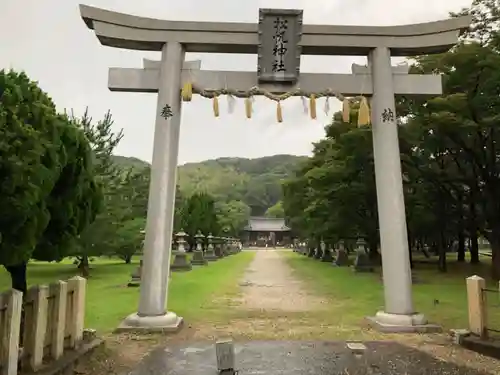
(257, 9, 303, 84)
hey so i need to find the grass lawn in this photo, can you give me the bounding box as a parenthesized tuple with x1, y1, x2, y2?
(0, 251, 255, 333)
(285, 252, 500, 332)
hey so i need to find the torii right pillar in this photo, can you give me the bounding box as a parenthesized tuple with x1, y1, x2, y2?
(366, 45, 441, 332)
(366, 46, 428, 331)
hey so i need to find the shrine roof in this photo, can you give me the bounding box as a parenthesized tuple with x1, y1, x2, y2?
(244, 217, 291, 232)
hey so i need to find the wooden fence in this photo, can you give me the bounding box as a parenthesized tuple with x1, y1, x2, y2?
(0, 276, 86, 375)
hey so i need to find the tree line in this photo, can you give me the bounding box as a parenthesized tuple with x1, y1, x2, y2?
(282, 0, 500, 279)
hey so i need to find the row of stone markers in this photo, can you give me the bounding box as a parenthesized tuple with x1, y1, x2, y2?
(128, 230, 242, 286)
(293, 239, 375, 272)
(171, 230, 242, 271)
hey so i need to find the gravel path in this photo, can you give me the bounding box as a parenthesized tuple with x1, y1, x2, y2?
(238, 249, 327, 311)
(83, 250, 500, 375)
(130, 341, 495, 375)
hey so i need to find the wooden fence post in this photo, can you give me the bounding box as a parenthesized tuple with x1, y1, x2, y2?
(1, 290, 23, 375)
(67, 277, 86, 348)
(49, 281, 67, 359)
(466, 275, 487, 338)
(23, 286, 48, 371)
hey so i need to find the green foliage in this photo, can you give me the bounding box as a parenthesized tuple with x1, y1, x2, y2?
(32, 114, 102, 262)
(177, 155, 306, 215)
(283, 105, 377, 247)
(216, 200, 251, 236)
(70, 110, 126, 264)
(0, 70, 100, 266)
(265, 201, 285, 218)
(77, 166, 149, 261)
(113, 217, 146, 263)
(283, 0, 500, 277)
(181, 193, 220, 245)
(111, 155, 149, 171)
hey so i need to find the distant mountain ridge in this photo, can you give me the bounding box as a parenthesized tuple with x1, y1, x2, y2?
(111, 154, 307, 215)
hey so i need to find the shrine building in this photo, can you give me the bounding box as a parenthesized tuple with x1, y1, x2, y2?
(243, 217, 292, 248)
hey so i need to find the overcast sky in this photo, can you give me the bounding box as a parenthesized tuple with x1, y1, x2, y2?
(0, 0, 471, 164)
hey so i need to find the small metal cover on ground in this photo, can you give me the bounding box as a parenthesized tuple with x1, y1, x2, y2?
(346, 342, 367, 355)
(216, 338, 235, 372)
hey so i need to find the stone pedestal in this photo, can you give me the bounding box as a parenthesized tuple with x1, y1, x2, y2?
(366, 311, 441, 333)
(214, 244, 222, 258)
(301, 245, 308, 255)
(205, 233, 218, 261)
(171, 230, 192, 271)
(191, 251, 208, 265)
(205, 250, 218, 261)
(354, 251, 374, 272)
(319, 240, 332, 262)
(321, 247, 333, 262)
(127, 260, 143, 287)
(334, 248, 350, 266)
(171, 252, 192, 271)
(353, 241, 374, 272)
(116, 312, 183, 333)
(191, 231, 208, 266)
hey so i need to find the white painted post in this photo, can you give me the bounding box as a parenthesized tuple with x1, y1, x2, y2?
(49, 281, 67, 360)
(1, 290, 22, 375)
(120, 41, 184, 331)
(24, 286, 48, 371)
(67, 276, 86, 347)
(368, 47, 424, 327)
(466, 275, 487, 338)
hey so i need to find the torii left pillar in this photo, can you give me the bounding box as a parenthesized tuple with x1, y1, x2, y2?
(118, 42, 185, 331)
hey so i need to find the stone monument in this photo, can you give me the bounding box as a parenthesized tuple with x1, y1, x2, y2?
(191, 230, 208, 266)
(127, 260, 143, 287)
(314, 241, 323, 259)
(334, 241, 350, 267)
(214, 237, 223, 258)
(353, 239, 374, 272)
(80, 3, 470, 332)
(321, 241, 334, 262)
(204, 233, 218, 261)
(171, 230, 193, 272)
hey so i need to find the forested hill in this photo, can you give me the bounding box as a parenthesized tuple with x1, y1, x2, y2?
(111, 154, 307, 215)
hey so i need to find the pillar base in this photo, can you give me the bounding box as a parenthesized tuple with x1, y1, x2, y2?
(205, 252, 218, 261)
(191, 251, 208, 265)
(366, 311, 441, 333)
(115, 311, 183, 333)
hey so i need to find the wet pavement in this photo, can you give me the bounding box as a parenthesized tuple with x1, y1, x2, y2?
(129, 341, 492, 375)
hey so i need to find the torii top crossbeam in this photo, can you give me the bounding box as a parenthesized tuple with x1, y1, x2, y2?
(80, 4, 471, 57)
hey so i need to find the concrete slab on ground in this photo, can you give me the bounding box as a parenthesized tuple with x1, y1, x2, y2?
(129, 341, 491, 375)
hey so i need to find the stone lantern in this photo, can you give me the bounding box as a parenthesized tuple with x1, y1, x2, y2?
(314, 239, 323, 259)
(191, 230, 208, 266)
(213, 236, 222, 258)
(171, 229, 192, 271)
(228, 237, 235, 255)
(225, 237, 232, 256)
(354, 238, 373, 272)
(334, 240, 350, 267)
(321, 239, 333, 262)
(204, 233, 218, 261)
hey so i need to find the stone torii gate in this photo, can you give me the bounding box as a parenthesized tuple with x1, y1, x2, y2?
(80, 4, 470, 332)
